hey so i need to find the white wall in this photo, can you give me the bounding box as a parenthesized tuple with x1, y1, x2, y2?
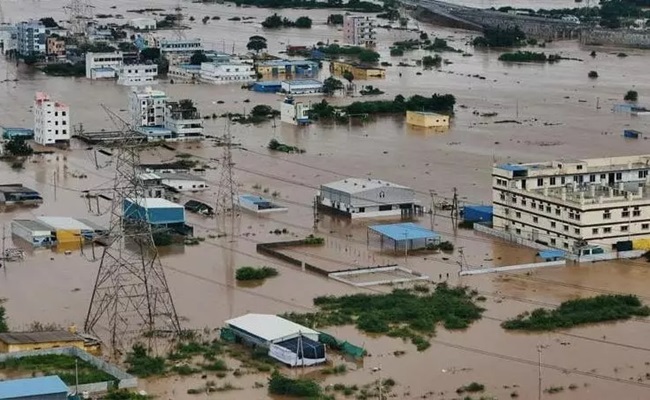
(33, 94, 70, 145)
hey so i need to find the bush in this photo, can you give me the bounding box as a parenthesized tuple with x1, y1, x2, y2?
(624, 90, 639, 102)
(502, 294, 650, 331)
(268, 139, 303, 153)
(235, 266, 279, 281)
(457, 382, 485, 393)
(4, 137, 33, 157)
(125, 343, 166, 377)
(327, 14, 344, 25)
(498, 51, 560, 63)
(304, 234, 324, 245)
(268, 371, 322, 397)
(390, 47, 404, 56)
(42, 62, 86, 77)
(472, 26, 526, 47)
(0, 306, 7, 332)
(295, 16, 312, 28)
(588, 70, 598, 79)
(422, 55, 442, 68)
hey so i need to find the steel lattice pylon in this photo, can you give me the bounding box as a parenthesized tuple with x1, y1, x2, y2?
(84, 107, 181, 357)
(64, 0, 92, 37)
(215, 118, 240, 235)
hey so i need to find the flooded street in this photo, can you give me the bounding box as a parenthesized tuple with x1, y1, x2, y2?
(2, 0, 650, 398)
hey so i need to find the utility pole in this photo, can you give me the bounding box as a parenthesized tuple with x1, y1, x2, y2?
(84, 106, 181, 359)
(312, 196, 319, 231)
(457, 246, 465, 274)
(403, 231, 408, 267)
(53, 171, 57, 201)
(538, 345, 542, 400)
(429, 190, 435, 231)
(451, 187, 459, 229)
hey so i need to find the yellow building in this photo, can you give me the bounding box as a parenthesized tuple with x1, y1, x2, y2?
(330, 61, 385, 79)
(406, 111, 450, 128)
(0, 330, 101, 355)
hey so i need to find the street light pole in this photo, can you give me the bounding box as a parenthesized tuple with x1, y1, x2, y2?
(537, 345, 543, 400)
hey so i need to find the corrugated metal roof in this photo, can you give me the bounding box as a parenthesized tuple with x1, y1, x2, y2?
(369, 222, 440, 242)
(37, 217, 94, 231)
(126, 198, 184, 209)
(322, 178, 409, 194)
(0, 330, 81, 344)
(226, 314, 318, 342)
(12, 219, 53, 232)
(75, 219, 107, 232)
(0, 376, 68, 399)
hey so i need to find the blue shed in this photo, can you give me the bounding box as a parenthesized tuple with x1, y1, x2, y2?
(2, 128, 34, 140)
(252, 81, 281, 93)
(0, 375, 68, 400)
(462, 205, 493, 223)
(123, 198, 185, 225)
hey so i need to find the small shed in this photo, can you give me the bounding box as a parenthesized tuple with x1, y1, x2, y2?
(11, 219, 55, 247)
(123, 198, 186, 227)
(368, 222, 441, 251)
(0, 376, 68, 400)
(462, 205, 493, 223)
(225, 313, 325, 367)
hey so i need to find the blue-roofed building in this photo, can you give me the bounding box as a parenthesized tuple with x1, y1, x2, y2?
(2, 127, 34, 140)
(462, 205, 493, 223)
(252, 81, 281, 93)
(239, 194, 288, 214)
(0, 375, 68, 400)
(281, 79, 323, 95)
(368, 222, 441, 251)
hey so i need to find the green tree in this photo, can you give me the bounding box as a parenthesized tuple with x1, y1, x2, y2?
(189, 50, 210, 65)
(624, 90, 639, 102)
(140, 47, 161, 62)
(422, 55, 442, 68)
(358, 49, 380, 63)
(342, 70, 354, 85)
(323, 76, 343, 94)
(0, 306, 8, 333)
(327, 14, 344, 24)
(5, 137, 33, 157)
(247, 38, 267, 53)
(295, 16, 312, 28)
(262, 13, 284, 28)
(39, 17, 59, 28)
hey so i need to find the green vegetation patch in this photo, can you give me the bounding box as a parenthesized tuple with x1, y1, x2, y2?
(282, 283, 484, 351)
(268, 139, 304, 154)
(235, 266, 279, 281)
(502, 294, 650, 331)
(268, 371, 332, 398)
(125, 343, 166, 377)
(0, 354, 115, 385)
(498, 51, 561, 63)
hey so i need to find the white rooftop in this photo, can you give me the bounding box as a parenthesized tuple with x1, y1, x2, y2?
(126, 198, 183, 209)
(225, 313, 318, 343)
(322, 178, 409, 194)
(37, 217, 94, 231)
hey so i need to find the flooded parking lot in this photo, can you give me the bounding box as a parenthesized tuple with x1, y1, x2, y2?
(2, 0, 650, 398)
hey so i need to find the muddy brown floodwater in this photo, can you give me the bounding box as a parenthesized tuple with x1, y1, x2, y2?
(2, 0, 650, 399)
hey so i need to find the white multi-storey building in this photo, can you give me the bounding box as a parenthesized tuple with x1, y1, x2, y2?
(129, 86, 168, 127)
(16, 20, 46, 56)
(199, 61, 256, 84)
(493, 155, 650, 251)
(129, 17, 157, 30)
(33, 92, 70, 146)
(164, 101, 203, 140)
(281, 97, 310, 126)
(343, 15, 376, 48)
(85, 52, 123, 79)
(117, 64, 158, 86)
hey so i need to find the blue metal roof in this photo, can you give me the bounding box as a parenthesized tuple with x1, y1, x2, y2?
(240, 195, 269, 204)
(538, 250, 566, 260)
(369, 223, 440, 242)
(0, 376, 68, 399)
(283, 79, 322, 86)
(464, 205, 493, 213)
(497, 163, 528, 172)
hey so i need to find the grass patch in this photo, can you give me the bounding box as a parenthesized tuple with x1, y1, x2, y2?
(268, 371, 324, 397)
(281, 283, 483, 351)
(0, 354, 115, 385)
(304, 234, 325, 245)
(235, 266, 279, 281)
(502, 294, 650, 331)
(322, 363, 347, 375)
(457, 382, 485, 394)
(126, 343, 166, 377)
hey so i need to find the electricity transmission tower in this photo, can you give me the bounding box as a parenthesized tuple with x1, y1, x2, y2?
(84, 106, 181, 358)
(64, 0, 93, 37)
(215, 118, 240, 236)
(173, 0, 185, 39)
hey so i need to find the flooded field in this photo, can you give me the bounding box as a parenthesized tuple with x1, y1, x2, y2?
(2, 0, 650, 398)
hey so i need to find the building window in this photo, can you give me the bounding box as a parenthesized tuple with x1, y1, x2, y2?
(533, 217, 538, 223)
(577, 165, 583, 170)
(589, 174, 595, 182)
(621, 225, 629, 232)
(516, 228, 521, 234)
(500, 193, 505, 201)
(574, 228, 580, 234)
(563, 242, 569, 249)
(616, 172, 622, 180)
(511, 196, 517, 204)
(62, 111, 66, 116)
(604, 227, 612, 233)
(515, 211, 521, 218)
(592, 228, 599, 234)
(537, 178, 543, 186)
(550, 238, 556, 245)
(643, 224, 649, 230)
(563, 225, 569, 232)
(633, 210, 641, 217)
(603, 212, 611, 219)
(555, 208, 561, 216)
(601, 174, 606, 179)
(550, 221, 556, 228)
(622, 211, 630, 217)
(550, 177, 556, 185)
(575, 213, 581, 221)
(531, 203, 536, 209)
(521, 199, 527, 206)
(546, 206, 551, 213)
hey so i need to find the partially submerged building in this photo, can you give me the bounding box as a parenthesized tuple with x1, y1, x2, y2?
(367, 222, 440, 251)
(158, 172, 208, 192)
(493, 154, 650, 251)
(11, 219, 56, 247)
(344, 15, 377, 47)
(33, 92, 70, 146)
(0, 330, 101, 354)
(281, 79, 323, 95)
(256, 59, 319, 78)
(406, 111, 450, 128)
(281, 97, 310, 125)
(225, 314, 325, 367)
(0, 376, 68, 400)
(317, 178, 421, 219)
(0, 184, 43, 205)
(239, 195, 288, 214)
(331, 61, 385, 79)
(184, 200, 214, 216)
(123, 198, 191, 235)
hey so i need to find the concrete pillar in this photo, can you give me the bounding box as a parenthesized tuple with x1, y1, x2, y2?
(301, 261, 305, 272)
(543, 186, 548, 196)
(561, 187, 566, 201)
(609, 187, 614, 197)
(579, 192, 584, 205)
(619, 182, 625, 191)
(639, 186, 644, 198)
(590, 185, 596, 197)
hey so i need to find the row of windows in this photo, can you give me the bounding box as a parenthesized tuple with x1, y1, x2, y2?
(602, 206, 641, 219)
(499, 193, 581, 220)
(94, 57, 122, 62)
(503, 215, 649, 236)
(124, 69, 156, 74)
